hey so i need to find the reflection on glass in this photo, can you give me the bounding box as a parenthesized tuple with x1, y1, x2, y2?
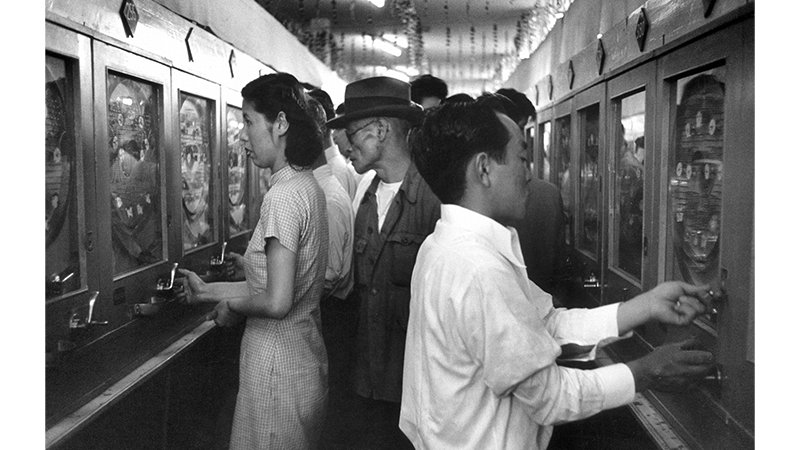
(227, 106, 248, 235)
(579, 105, 600, 256)
(180, 93, 214, 250)
(538, 121, 551, 181)
(526, 127, 535, 173)
(668, 68, 725, 288)
(554, 116, 572, 245)
(614, 91, 646, 279)
(107, 72, 163, 275)
(46, 55, 81, 298)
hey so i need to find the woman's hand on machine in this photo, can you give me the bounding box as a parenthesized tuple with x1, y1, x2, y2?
(225, 252, 246, 281)
(177, 268, 209, 304)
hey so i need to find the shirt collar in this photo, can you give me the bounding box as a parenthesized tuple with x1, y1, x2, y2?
(270, 164, 303, 186)
(312, 163, 333, 179)
(440, 204, 526, 268)
(324, 144, 341, 162)
(365, 160, 424, 204)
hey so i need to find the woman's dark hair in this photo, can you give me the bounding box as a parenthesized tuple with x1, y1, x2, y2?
(410, 101, 509, 204)
(241, 73, 322, 168)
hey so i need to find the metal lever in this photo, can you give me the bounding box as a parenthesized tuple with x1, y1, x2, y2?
(157, 262, 180, 290)
(69, 291, 109, 330)
(583, 272, 600, 288)
(705, 288, 727, 323)
(702, 365, 725, 397)
(704, 366, 723, 383)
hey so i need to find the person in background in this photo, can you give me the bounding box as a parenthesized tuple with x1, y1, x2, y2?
(178, 73, 329, 450)
(309, 88, 360, 200)
(486, 88, 570, 304)
(307, 96, 355, 302)
(401, 100, 715, 450)
(325, 76, 441, 449)
(442, 92, 474, 104)
(410, 74, 448, 110)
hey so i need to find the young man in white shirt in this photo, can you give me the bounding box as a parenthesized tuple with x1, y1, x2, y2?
(400, 100, 715, 450)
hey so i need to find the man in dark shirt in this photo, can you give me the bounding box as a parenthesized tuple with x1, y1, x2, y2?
(326, 76, 441, 449)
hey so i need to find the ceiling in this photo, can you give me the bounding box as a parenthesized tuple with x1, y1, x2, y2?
(257, 0, 572, 97)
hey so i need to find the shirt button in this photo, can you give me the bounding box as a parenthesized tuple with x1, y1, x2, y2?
(371, 288, 378, 295)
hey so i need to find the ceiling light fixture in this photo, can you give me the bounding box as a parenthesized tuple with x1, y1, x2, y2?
(380, 33, 408, 48)
(369, 35, 402, 57)
(392, 65, 420, 77)
(367, 0, 385, 8)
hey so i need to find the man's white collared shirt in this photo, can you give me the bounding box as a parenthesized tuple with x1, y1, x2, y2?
(400, 204, 635, 450)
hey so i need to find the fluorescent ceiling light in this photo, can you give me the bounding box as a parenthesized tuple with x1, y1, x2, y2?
(381, 33, 408, 48)
(367, 0, 385, 7)
(370, 36, 402, 57)
(393, 65, 420, 77)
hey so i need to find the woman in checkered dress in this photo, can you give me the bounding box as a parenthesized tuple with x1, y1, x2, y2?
(179, 73, 329, 449)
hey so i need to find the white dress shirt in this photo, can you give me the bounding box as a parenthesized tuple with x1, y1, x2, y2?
(312, 164, 354, 300)
(324, 144, 359, 201)
(400, 204, 635, 450)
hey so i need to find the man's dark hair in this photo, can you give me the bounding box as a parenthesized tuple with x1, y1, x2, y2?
(442, 93, 475, 104)
(308, 88, 335, 121)
(410, 102, 509, 204)
(496, 88, 536, 126)
(476, 92, 515, 118)
(410, 74, 449, 105)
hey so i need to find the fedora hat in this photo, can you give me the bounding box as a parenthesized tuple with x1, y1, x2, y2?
(326, 76, 424, 129)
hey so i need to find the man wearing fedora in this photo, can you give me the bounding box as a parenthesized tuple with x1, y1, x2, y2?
(326, 76, 440, 448)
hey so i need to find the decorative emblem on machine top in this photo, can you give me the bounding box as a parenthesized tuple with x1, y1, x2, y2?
(635, 8, 649, 52)
(119, 0, 139, 38)
(596, 38, 605, 75)
(567, 60, 575, 90)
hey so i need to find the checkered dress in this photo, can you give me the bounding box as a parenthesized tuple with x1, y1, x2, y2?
(231, 165, 329, 450)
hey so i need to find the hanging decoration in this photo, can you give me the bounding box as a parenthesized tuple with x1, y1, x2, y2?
(250, 0, 575, 88)
(392, 0, 424, 71)
(446, 26, 451, 64)
(470, 26, 476, 79)
(481, 31, 486, 75)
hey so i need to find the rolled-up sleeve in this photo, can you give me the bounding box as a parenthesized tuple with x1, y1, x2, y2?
(512, 361, 635, 426)
(459, 266, 635, 424)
